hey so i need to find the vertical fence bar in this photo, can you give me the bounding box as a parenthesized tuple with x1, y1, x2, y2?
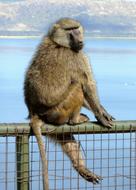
(16, 135, 29, 190)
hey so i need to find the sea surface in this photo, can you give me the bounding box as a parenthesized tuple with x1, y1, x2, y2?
(0, 37, 136, 122)
(0, 37, 136, 190)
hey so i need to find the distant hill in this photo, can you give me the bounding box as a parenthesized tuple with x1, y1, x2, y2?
(0, 0, 136, 37)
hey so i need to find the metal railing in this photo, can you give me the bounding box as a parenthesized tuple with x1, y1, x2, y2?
(0, 121, 136, 190)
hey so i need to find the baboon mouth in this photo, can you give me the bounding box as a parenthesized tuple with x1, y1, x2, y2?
(78, 43, 84, 49)
(71, 43, 84, 52)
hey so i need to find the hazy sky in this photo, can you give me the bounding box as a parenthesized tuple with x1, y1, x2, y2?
(1, 0, 136, 2)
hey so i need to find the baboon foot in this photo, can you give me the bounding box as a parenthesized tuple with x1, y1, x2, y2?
(77, 167, 102, 184)
(69, 113, 89, 125)
(79, 113, 89, 123)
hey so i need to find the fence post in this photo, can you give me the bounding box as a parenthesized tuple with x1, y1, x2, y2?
(16, 135, 29, 190)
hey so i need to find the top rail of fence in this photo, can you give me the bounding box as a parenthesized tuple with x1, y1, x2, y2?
(0, 120, 136, 136)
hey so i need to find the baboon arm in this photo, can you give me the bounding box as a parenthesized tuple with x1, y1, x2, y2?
(82, 57, 114, 127)
(84, 80, 100, 112)
(83, 79, 114, 128)
(82, 57, 101, 114)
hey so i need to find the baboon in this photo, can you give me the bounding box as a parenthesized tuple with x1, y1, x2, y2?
(24, 18, 114, 190)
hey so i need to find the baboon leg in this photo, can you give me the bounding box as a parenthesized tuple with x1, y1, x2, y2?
(68, 108, 89, 125)
(42, 83, 89, 125)
(55, 134, 102, 184)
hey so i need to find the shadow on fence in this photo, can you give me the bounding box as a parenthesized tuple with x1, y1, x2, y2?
(0, 121, 136, 190)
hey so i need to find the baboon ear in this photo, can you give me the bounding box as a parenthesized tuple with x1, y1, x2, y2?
(48, 24, 60, 37)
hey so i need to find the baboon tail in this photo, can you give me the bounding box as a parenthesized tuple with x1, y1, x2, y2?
(30, 116, 49, 190)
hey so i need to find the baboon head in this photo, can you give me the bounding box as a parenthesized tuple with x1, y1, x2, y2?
(49, 18, 84, 52)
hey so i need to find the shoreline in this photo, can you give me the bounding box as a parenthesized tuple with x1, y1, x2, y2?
(86, 36, 136, 40)
(0, 36, 40, 39)
(0, 35, 136, 40)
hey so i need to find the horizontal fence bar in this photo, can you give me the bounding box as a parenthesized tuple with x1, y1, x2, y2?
(0, 120, 136, 136)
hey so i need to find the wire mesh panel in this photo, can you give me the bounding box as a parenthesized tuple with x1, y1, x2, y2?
(0, 136, 17, 190)
(0, 134, 29, 190)
(0, 122, 136, 190)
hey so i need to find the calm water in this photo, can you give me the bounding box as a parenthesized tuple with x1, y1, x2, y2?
(0, 38, 136, 190)
(0, 38, 136, 122)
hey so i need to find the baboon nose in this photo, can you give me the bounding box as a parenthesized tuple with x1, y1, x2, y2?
(79, 41, 83, 45)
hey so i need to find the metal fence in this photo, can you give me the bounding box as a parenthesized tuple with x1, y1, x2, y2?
(0, 121, 136, 190)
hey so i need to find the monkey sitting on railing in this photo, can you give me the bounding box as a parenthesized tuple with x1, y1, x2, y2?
(24, 18, 114, 190)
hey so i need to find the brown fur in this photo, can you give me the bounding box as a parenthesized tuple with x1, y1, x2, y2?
(24, 18, 114, 189)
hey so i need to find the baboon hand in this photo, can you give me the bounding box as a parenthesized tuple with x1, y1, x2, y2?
(95, 105, 115, 128)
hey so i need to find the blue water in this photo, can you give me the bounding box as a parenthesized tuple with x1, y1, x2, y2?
(0, 38, 136, 122)
(0, 38, 136, 190)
